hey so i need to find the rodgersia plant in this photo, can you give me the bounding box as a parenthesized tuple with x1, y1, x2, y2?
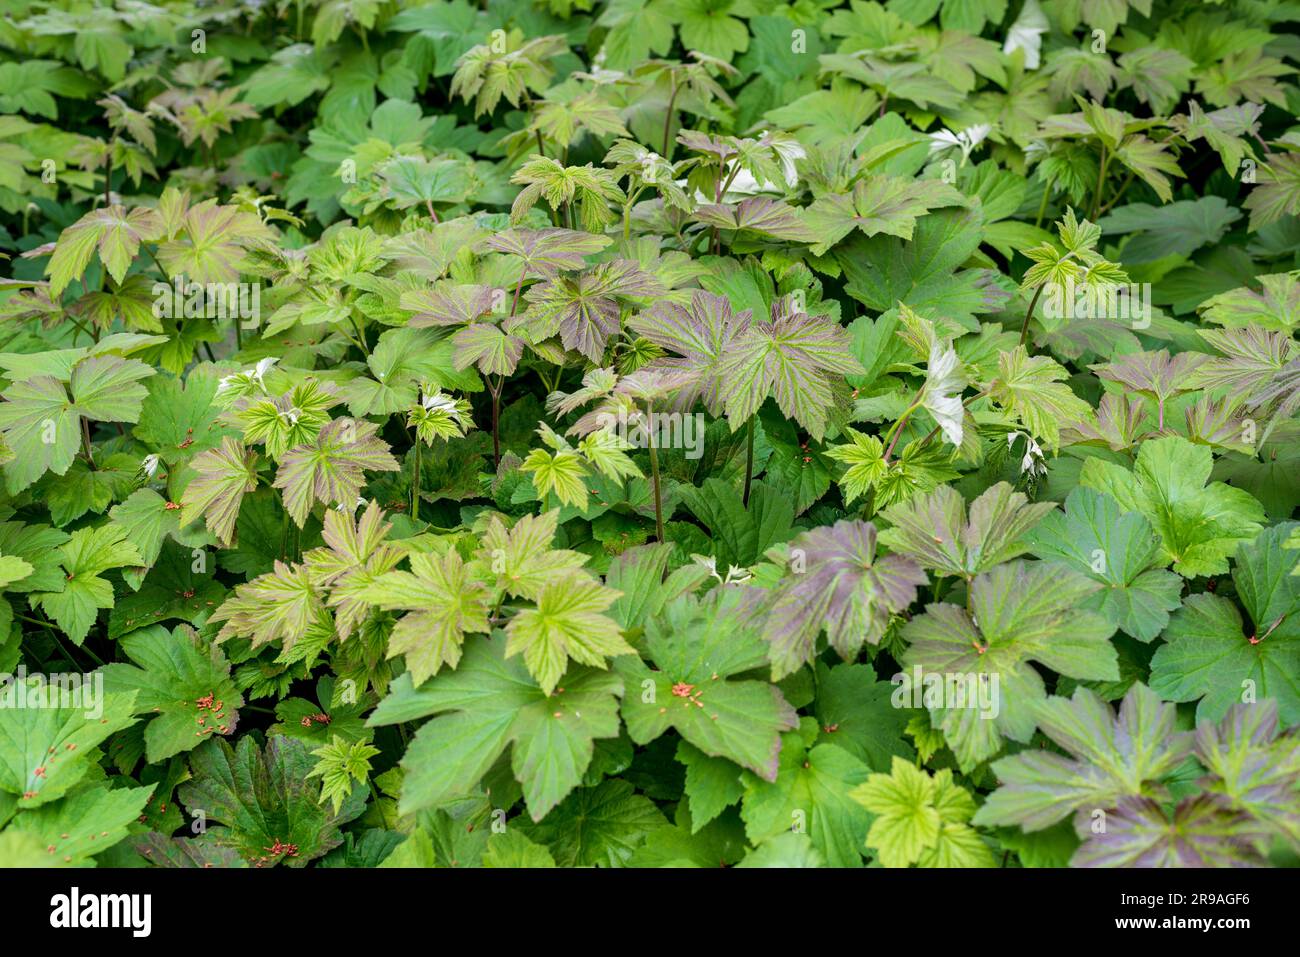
(0, 0, 1296, 874)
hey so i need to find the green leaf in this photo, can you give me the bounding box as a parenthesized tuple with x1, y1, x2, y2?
(46, 205, 163, 296)
(813, 662, 915, 771)
(7, 784, 154, 865)
(101, 625, 243, 762)
(517, 778, 668, 866)
(879, 481, 1056, 577)
(1028, 487, 1183, 642)
(0, 688, 139, 806)
(1149, 523, 1300, 725)
(0, 354, 155, 493)
(504, 574, 634, 696)
(901, 560, 1119, 770)
(1079, 436, 1266, 578)
(617, 591, 798, 780)
(363, 549, 491, 685)
(740, 721, 873, 868)
(177, 734, 365, 867)
(32, 524, 144, 644)
(368, 637, 624, 821)
(179, 437, 259, 547)
(849, 756, 993, 867)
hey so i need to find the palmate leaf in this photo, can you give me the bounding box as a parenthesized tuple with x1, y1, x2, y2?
(901, 560, 1119, 770)
(1194, 698, 1300, 848)
(520, 260, 663, 363)
(1244, 151, 1300, 232)
(484, 228, 612, 278)
(1079, 436, 1266, 578)
(718, 301, 863, 440)
(1149, 523, 1300, 725)
(101, 625, 243, 762)
(740, 718, 873, 868)
(627, 290, 752, 416)
(757, 519, 926, 680)
(177, 734, 366, 867)
(367, 637, 623, 821)
(210, 560, 327, 653)
(0, 353, 155, 493)
(0, 689, 138, 807)
(31, 524, 144, 645)
(46, 205, 164, 296)
(986, 345, 1093, 451)
(681, 478, 796, 571)
(1198, 272, 1300, 334)
(7, 784, 155, 867)
(803, 175, 966, 255)
(478, 509, 589, 602)
(362, 549, 491, 685)
(814, 662, 915, 771)
(972, 683, 1192, 832)
(518, 778, 668, 866)
(693, 198, 818, 242)
(878, 481, 1056, 579)
(155, 198, 272, 285)
(1028, 487, 1183, 642)
(1071, 793, 1269, 867)
(504, 574, 634, 696)
(617, 590, 798, 781)
(179, 437, 259, 547)
(849, 757, 993, 868)
(274, 418, 400, 526)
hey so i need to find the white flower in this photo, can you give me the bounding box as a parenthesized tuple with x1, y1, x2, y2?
(252, 357, 278, 389)
(141, 453, 160, 478)
(922, 343, 966, 447)
(723, 564, 752, 585)
(1003, 0, 1049, 70)
(420, 388, 468, 428)
(691, 554, 720, 580)
(1007, 430, 1047, 477)
(927, 124, 991, 166)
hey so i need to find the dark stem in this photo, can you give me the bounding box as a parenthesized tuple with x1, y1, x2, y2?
(662, 80, 680, 159)
(491, 375, 503, 470)
(1019, 283, 1046, 348)
(411, 435, 422, 522)
(80, 417, 94, 466)
(742, 417, 755, 507)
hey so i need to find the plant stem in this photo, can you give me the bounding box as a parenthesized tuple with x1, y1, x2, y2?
(881, 393, 924, 464)
(490, 375, 503, 469)
(411, 435, 422, 522)
(662, 80, 680, 159)
(1090, 144, 1110, 220)
(80, 417, 94, 466)
(1034, 178, 1050, 229)
(742, 416, 755, 507)
(1018, 283, 1046, 348)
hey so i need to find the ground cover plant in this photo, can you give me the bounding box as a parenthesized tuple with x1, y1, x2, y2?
(0, 0, 1297, 870)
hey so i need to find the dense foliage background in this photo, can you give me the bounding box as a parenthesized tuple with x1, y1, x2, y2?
(0, 0, 1297, 869)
